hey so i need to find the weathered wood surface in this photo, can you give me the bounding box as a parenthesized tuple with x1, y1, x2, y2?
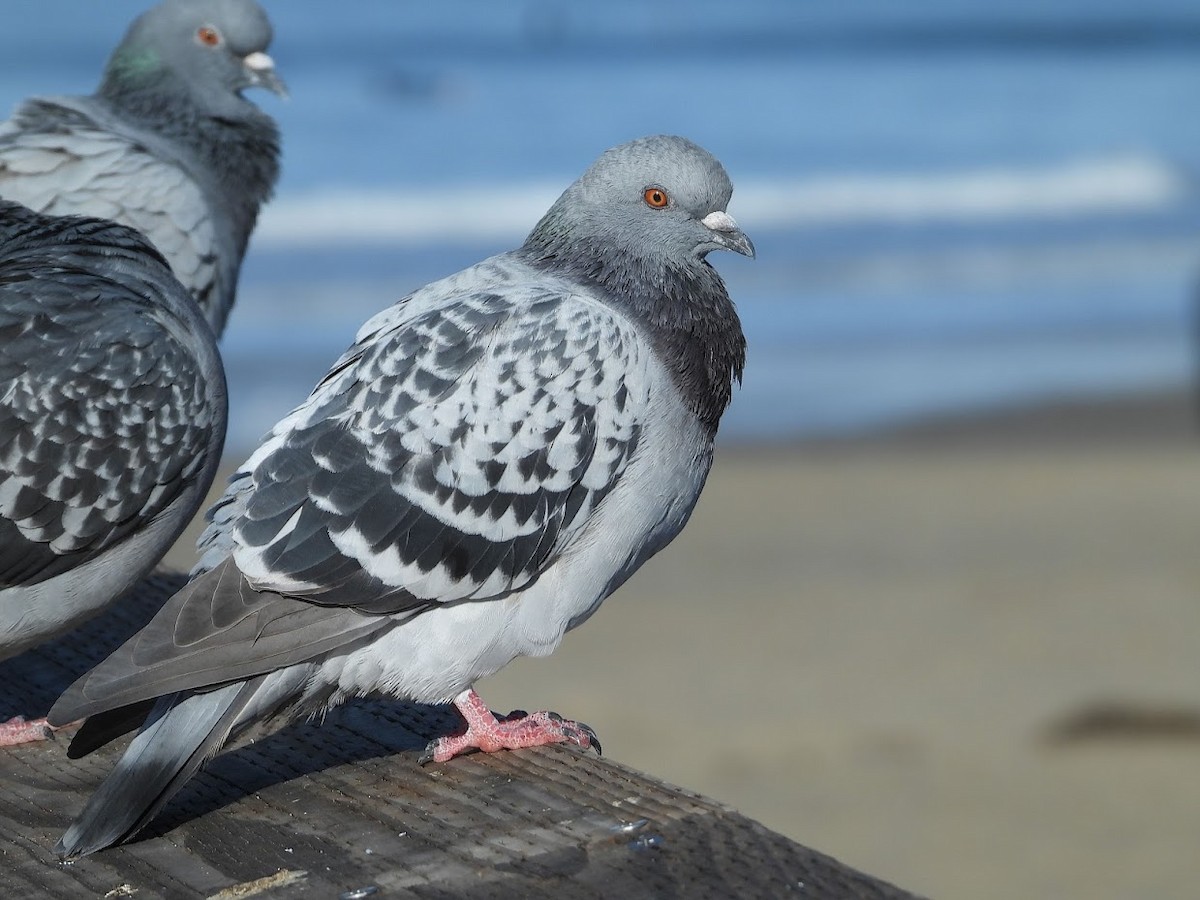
(1, 572, 920, 899)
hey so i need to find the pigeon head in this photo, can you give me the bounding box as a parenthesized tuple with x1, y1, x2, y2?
(100, 0, 286, 117)
(525, 135, 755, 277)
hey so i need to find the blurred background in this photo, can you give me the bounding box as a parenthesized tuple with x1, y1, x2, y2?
(3, 2, 1200, 898)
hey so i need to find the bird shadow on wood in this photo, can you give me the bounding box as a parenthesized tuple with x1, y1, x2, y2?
(134, 696, 462, 845)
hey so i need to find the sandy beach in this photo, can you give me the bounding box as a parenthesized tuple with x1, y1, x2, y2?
(164, 389, 1200, 900)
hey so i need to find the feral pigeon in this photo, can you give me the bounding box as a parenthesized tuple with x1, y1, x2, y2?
(50, 134, 753, 856)
(0, 199, 227, 745)
(0, 0, 283, 337)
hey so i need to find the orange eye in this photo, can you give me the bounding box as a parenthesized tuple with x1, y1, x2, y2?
(196, 26, 221, 47)
(643, 188, 669, 209)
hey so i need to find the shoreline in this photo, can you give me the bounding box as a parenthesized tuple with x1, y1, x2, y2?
(737, 385, 1200, 455)
(166, 384, 1198, 572)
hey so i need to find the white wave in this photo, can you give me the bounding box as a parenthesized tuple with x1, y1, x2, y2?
(735, 156, 1188, 226)
(254, 184, 560, 247)
(253, 155, 1189, 247)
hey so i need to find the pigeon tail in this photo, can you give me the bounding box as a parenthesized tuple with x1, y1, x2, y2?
(57, 678, 261, 858)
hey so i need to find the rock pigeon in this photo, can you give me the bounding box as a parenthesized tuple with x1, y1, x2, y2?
(50, 134, 753, 857)
(0, 0, 283, 338)
(0, 199, 227, 745)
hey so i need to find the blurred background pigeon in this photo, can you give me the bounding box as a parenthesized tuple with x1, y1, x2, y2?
(0, 0, 283, 338)
(0, 200, 227, 745)
(49, 134, 752, 857)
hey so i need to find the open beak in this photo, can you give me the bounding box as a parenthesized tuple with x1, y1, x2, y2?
(243, 51, 288, 99)
(701, 211, 755, 258)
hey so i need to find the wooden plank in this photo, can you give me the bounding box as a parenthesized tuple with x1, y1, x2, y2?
(1, 572, 921, 899)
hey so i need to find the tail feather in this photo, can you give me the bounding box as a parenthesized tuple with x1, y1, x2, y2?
(66, 699, 157, 759)
(57, 677, 264, 858)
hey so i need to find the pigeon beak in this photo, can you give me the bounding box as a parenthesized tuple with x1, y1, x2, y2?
(243, 51, 288, 99)
(701, 211, 755, 259)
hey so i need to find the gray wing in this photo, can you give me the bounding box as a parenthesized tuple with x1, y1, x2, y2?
(51, 557, 391, 722)
(0, 244, 223, 589)
(229, 286, 649, 610)
(54, 283, 651, 716)
(0, 98, 226, 331)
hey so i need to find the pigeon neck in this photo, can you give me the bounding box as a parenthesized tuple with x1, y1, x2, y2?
(96, 77, 280, 250)
(520, 236, 745, 434)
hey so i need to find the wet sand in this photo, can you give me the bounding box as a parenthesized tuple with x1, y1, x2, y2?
(165, 389, 1200, 900)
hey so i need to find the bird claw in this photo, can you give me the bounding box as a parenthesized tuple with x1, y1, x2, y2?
(528, 709, 600, 754)
(577, 721, 602, 757)
(418, 698, 602, 765)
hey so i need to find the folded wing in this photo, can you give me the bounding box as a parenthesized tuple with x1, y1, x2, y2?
(0, 222, 222, 594)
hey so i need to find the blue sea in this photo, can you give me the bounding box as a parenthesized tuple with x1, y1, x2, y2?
(3, 0, 1200, 450)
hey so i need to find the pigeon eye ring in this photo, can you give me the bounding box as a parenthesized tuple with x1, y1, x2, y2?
(643, 187, 669, 209)
(196, 26, 221, 47)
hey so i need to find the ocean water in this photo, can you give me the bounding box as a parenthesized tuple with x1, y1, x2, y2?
(3, 0, 1200, 449)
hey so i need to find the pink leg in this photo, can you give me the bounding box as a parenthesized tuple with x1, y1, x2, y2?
(0, 715, 55, 747)
(420, 689, 600, 764)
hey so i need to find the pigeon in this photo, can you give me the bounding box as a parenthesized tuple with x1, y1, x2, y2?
(0, 0, 283, 338)
(0, 199, 227, 745)
(49, 134, 753, 857)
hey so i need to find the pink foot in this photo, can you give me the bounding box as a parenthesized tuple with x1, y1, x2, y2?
(420, 689, 600, 764)
(0, 715, 55, 747)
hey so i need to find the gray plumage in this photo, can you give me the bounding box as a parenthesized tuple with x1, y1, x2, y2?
(0, 199, 227, 662)
(51, 135, 752, 857)
(0, 0, 283, 337)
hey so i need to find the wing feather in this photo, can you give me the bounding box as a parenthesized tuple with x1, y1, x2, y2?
(226, 282, 649, 613)
(50, 557, 394, 722)
(0, 230, 222, 589)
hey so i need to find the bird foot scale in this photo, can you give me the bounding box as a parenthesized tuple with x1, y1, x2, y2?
(420, 689, 600, 764)
(0, 715, 55, 747)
